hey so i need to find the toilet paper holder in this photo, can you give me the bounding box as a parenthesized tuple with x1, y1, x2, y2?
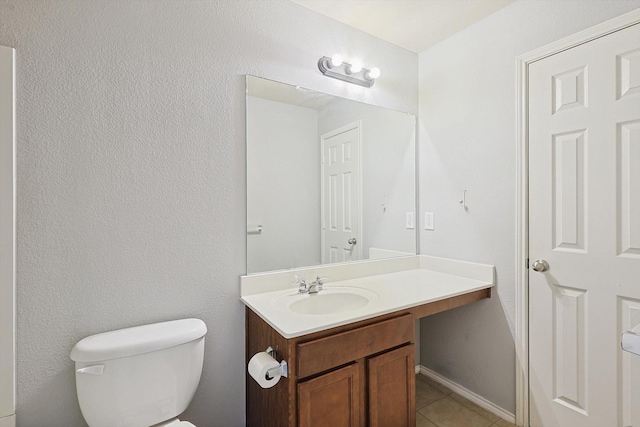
(265, 346, 288, 379)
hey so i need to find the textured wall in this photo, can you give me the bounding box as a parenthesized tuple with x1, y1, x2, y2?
(0, 1, 417, 425)
(418, 0, 640, 414)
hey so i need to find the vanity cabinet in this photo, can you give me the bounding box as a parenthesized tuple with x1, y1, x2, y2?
(246, 310, 416, 427)
(245, 287, 491, 427)
(297, 344, 415, 427)
(297, 314, 415, 427)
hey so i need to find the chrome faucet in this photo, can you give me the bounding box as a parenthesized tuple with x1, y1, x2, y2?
(294, 277, 309, 294)
(311, 276, 328, 293)
(295, 276, 328, 294)
(307, 279, 322, 294)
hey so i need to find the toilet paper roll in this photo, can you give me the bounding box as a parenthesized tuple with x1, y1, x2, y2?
(248, 352, 281, 389)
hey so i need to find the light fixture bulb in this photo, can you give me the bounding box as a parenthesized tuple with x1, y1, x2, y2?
(367, 67, 380, 79)
(331, 54, 343, 67)
(349, 60, 362, 73)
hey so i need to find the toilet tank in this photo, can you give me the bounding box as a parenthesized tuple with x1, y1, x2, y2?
(71, 318, 207, 427)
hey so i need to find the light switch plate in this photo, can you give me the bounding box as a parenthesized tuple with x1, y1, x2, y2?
(405, 212, 415, 229)
(424, 212, 434, 230)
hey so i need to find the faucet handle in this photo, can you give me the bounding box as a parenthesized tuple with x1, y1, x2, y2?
(294, 276, 308, 293)
(315, 276, 329, 288)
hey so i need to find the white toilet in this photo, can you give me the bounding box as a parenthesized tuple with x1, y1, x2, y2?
(70, 318, 207, 427)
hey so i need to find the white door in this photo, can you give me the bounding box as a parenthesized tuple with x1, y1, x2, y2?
(321, 122, 362, 264)
(529, 23, 640, 427)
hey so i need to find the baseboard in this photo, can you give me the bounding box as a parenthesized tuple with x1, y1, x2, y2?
(0, 414, 16, 427)
(418, 365, 516, 425)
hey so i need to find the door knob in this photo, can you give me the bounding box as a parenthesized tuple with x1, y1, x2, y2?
(531, 259, 549, 272)
(348, 238, 357, 245)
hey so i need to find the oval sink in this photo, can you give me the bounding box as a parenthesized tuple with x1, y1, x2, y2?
(273, 287, 378, 316)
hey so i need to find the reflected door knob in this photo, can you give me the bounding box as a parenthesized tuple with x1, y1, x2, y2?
(531, 259, 549, 272)
(348, 238, 357, 245)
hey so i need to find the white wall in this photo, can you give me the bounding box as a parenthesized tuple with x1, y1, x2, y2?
(246, 96, 320, 273)
(418, 0, 640, 414)
(0, 45, 16, 425)
(0, 1, 417, 425)
(318, 98, 416, 258)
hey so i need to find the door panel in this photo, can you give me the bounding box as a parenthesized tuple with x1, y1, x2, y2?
(552, 285, 587, 414)
(298, 364, 360, 427)
(618, 119, 640, 258)
(620, 298, 640, 427)
(552, 129, 587, 252)
(368, 345, 415, 427)
(529, 23, 640, 427)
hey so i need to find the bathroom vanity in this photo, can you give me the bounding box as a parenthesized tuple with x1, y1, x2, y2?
(243, 75, 494, 427)
(241, 256, 494, 427)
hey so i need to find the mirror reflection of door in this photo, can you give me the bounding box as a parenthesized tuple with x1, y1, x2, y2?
(321, 122, 362, 264)
(245, 75, 417, 275)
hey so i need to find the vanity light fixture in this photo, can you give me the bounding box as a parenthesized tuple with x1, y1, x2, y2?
(318, 55, 380, 88)
(348, 60, 362, 74)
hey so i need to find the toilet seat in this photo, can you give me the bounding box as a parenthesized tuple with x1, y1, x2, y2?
(154, 419, 196, 427)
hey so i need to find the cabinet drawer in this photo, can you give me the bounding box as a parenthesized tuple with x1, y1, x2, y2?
(297, 314, 413, 379)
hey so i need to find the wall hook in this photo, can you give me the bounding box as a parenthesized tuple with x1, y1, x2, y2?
(459, 190, 467, 210)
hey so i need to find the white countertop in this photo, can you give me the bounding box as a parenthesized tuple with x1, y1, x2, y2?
(241, 256, 494, 339)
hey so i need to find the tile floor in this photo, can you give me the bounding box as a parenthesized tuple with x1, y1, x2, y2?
(415, 374, 516, 427)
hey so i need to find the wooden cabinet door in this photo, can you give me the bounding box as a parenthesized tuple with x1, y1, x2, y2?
(368, 344, 415, 427)
(298, 363, 361, 427)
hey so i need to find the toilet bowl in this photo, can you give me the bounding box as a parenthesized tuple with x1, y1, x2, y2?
(71, 318, 207, 427)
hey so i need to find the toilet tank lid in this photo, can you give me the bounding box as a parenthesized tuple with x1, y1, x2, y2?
(70, 318, 207, 363)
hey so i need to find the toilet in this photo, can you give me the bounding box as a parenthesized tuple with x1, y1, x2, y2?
(70, 318, 207, 427)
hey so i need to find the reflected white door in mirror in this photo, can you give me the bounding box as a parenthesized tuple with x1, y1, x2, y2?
(246, 75, 417, 275)
(321, 121, 362, 264)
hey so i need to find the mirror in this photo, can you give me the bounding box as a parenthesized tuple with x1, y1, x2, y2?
(246, 75, 416, 274)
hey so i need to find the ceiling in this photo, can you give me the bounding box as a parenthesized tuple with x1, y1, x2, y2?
(290, 0, 515, 53)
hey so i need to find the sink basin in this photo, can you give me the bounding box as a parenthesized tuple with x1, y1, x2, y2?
(273, 287, 379, 315)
